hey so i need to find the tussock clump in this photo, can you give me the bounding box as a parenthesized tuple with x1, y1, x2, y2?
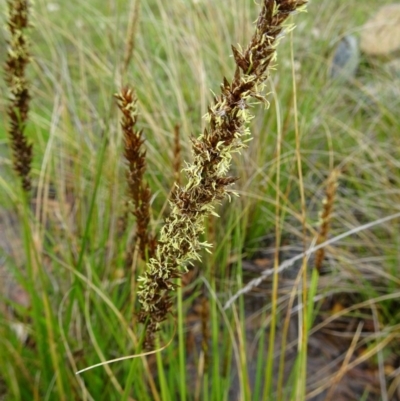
(136, 0, 308, 347)
(4, 0, 33, 193)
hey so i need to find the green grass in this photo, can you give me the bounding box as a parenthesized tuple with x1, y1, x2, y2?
(1, 0, 400, 400)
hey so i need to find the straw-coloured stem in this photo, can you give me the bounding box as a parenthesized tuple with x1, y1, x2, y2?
(121, 0, 140, 79)
(173, 124, 181, 186)
(200, 295, 210, 369)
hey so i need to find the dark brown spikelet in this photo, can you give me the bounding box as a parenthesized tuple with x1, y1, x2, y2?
(115, 87, 156, 263)
(315, 168, 340, 273)
(4, 0, 33, 193)
(137, 0, 308, 348)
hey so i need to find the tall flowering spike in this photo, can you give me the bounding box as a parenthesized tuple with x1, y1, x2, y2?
(4, 0, 33, 193)
(315, 169, 340, 273)
(115, 88, 156, 262)
(137, 0, 308, 347)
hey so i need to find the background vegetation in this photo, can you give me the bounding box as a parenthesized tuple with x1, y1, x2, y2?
(1, 0, 399, 400)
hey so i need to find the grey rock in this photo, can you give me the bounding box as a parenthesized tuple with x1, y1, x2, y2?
(329, 35, 359, 82)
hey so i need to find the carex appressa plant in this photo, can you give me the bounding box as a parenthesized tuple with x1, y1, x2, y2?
(136, 0, 308, 347)
(4, 0, 33, 193)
